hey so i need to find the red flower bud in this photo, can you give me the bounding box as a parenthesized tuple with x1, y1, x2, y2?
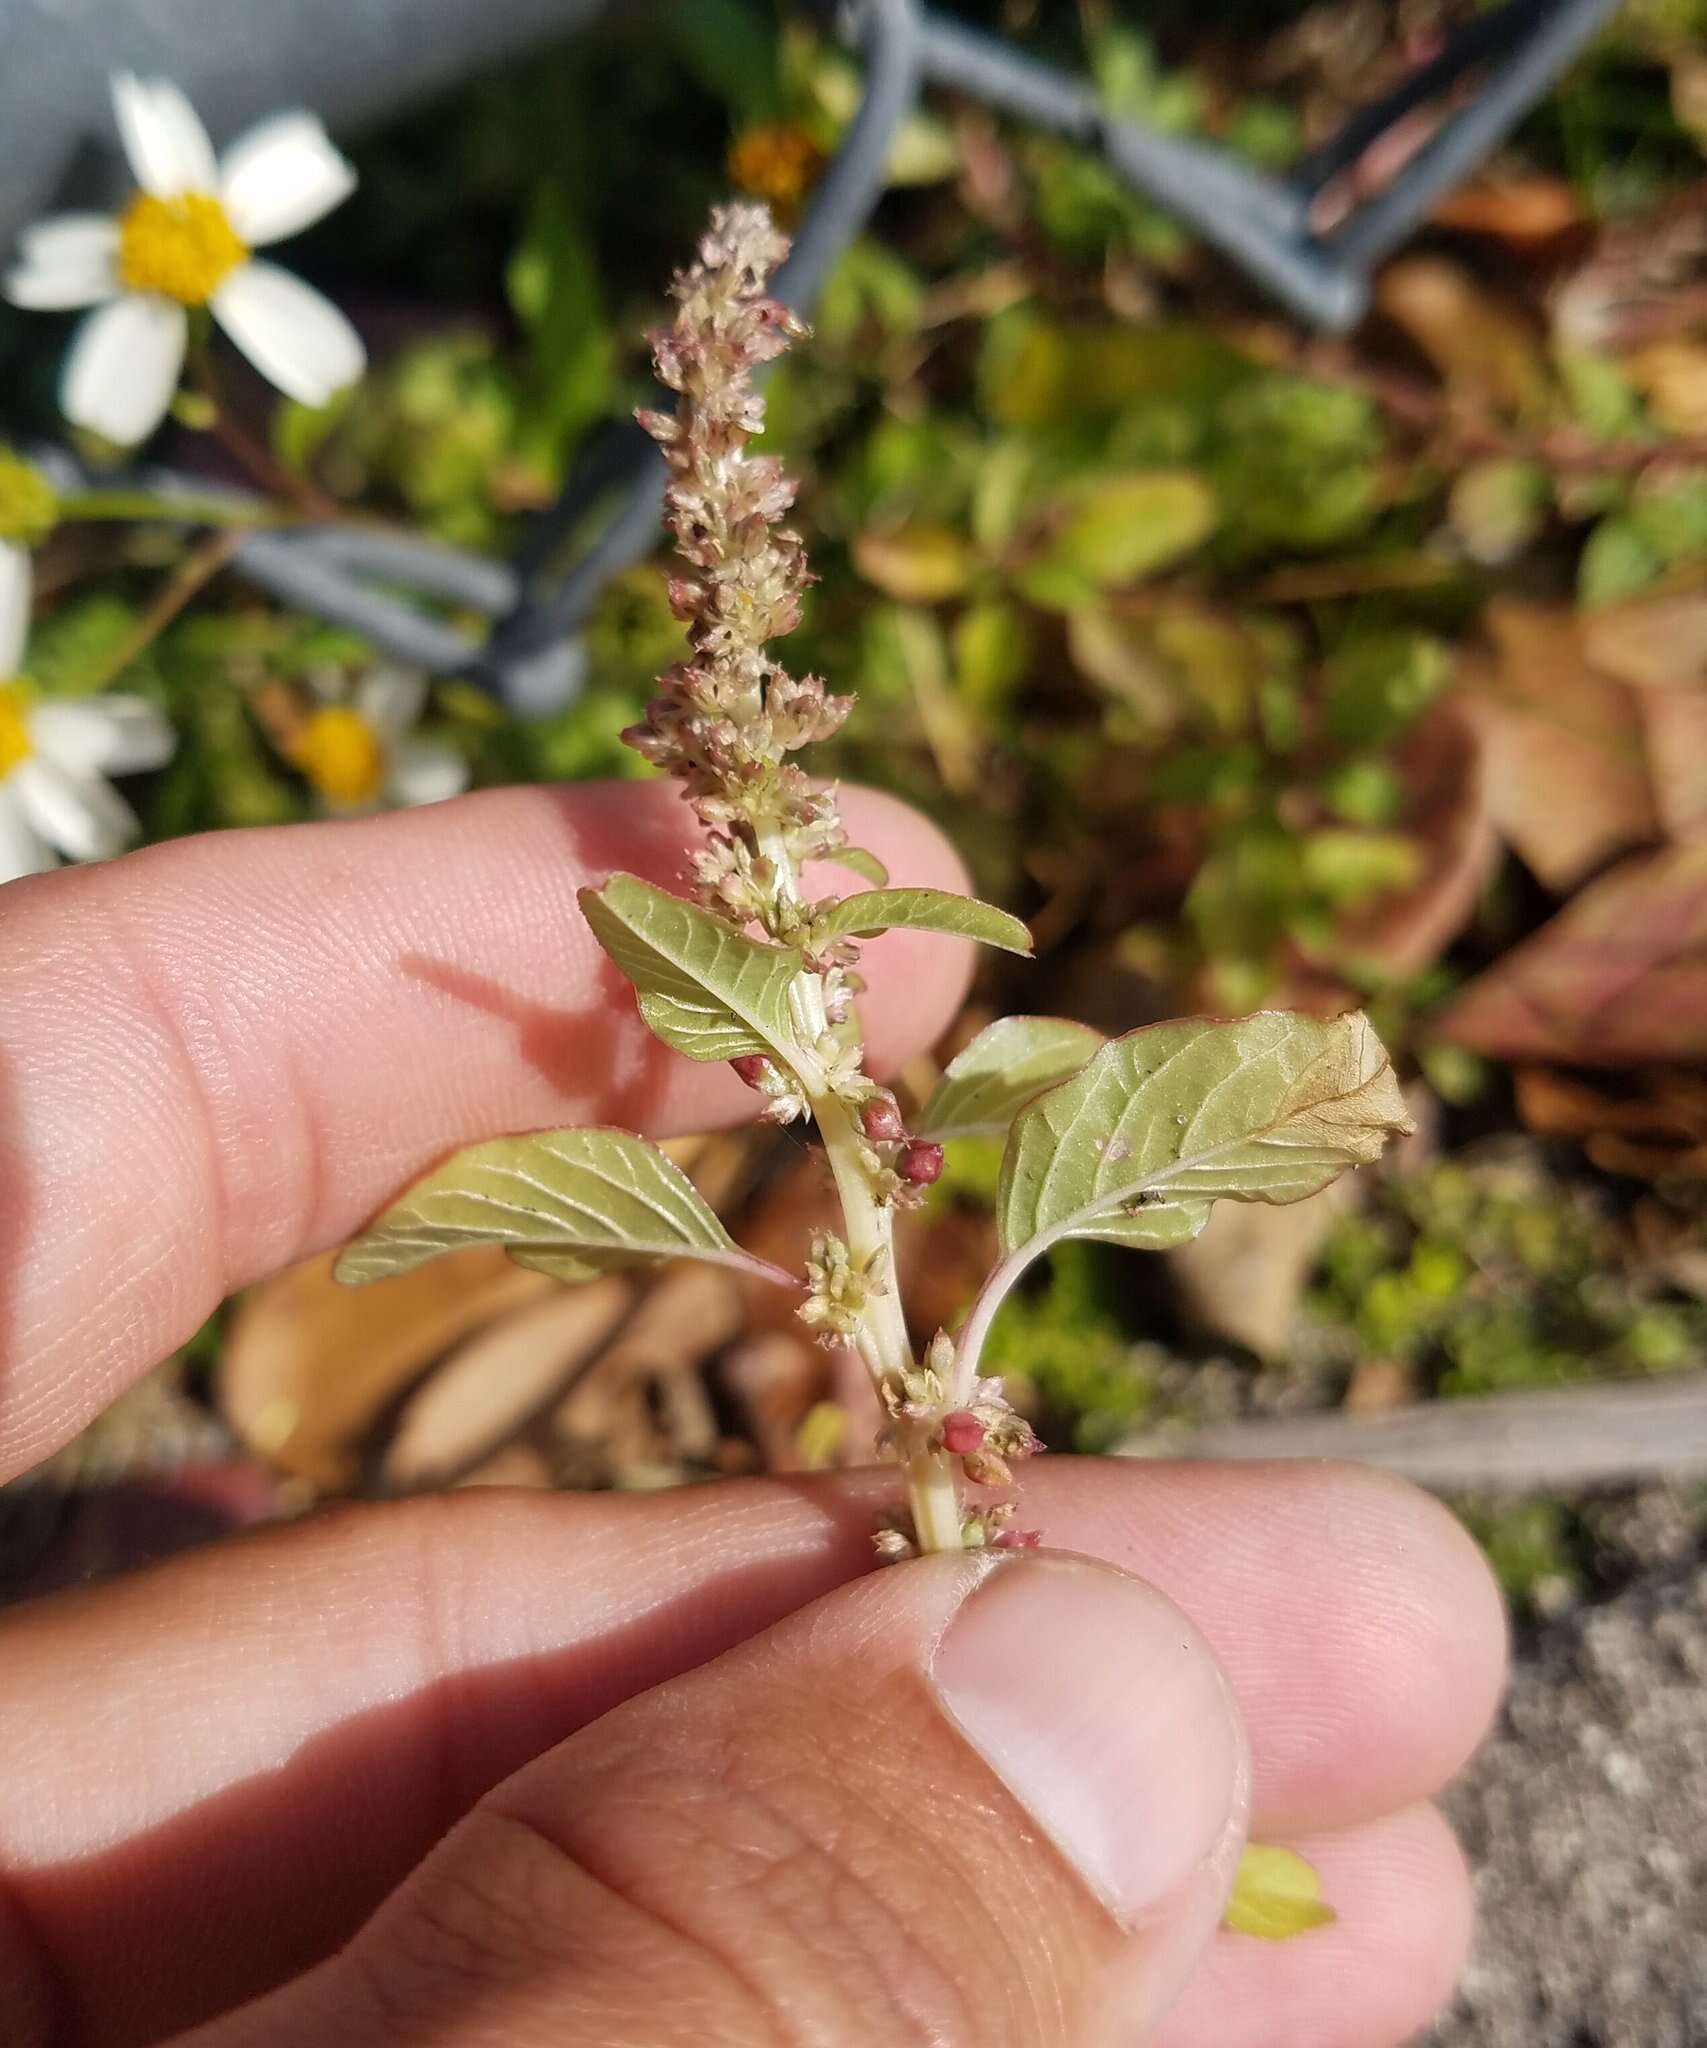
(731, 1055, 773, 1090)
(898, 1140, 944, 1186)
(940, 1411, 986, 1456)
(860, 1092, 906, 1144)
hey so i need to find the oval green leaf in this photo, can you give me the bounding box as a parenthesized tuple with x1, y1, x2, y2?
(1223, 1845, 1338, 1942)
(336, 1127, 794, 1289)
(812, 887, 1032, 956)
(998, 1011, 1413, 1261)
(580, 873, 801, 1063)
(917, 1015, 1104, 1140)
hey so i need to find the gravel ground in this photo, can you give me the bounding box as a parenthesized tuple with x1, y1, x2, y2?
(1428, 1558, 1707, 2048)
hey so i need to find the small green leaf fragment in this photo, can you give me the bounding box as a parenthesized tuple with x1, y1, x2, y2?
(580, 873, 801, 1063)
(917, 1016, 1104, 1140)
(1223, 1845, 1338, 1941)
(336, 1126, 793, 1289)
(826, 846, 890, 887)
(813, 887, 1033, 956)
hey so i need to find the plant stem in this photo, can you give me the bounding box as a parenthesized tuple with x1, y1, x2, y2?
(82, 526, 245, 694)
(808, 1035, 965, 1554)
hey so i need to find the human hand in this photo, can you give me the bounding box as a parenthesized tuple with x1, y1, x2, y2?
(0, 783, 1506, 2047)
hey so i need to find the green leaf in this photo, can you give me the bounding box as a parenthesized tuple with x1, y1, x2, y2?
(998, 1011, 1413, 1261)
(852, 522, 977, 603)
(1223, 1845, 1338, 1941)
(917, 1016, 1105, 1140)
(1020, 471, 1218, 610)
(826, 846, 889, 887)
(335, 1127, 793, 1289)
(812, 888, 1033, 956)
(580, 874, 800, 1063)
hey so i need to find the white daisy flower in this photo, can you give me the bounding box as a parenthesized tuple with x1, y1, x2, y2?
(0, 551, 176, 885)
(291, 669, 469, 815)
(4, 74, 365, 446)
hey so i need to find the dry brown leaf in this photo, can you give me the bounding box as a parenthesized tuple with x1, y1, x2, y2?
(553, 1262, 744, 1472)
(1637, 689, 1707, 842)
(722, 1332, 829, 1471)
(1168, 1180, 1357, 1361)
(1515, 1066, 1707, 1179)
(1431, 179, 1584, 248)
(1376, 257, 1551, 413)
(1465, 604, 1657, 890)
(454, 1445, 555, 1490)
(1581, 591, 1707, 694)
(1440, 843, 1707, 1065)
(383, 1277, 635, 1491)
(220, 1249, 552, 1490)
(1344, 1358, 1417, 1413)
(1624, 338, 1707, 436)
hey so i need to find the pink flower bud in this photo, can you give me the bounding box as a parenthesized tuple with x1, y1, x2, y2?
(994, 1527, 1043, 1549)
(859, 1092, 906, 1144)
(731, 1055, 774, 1090)
(940, 1411, 986, 1456)
(898, 1140, 944, 1187)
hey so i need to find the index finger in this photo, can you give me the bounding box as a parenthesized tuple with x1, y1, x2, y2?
(0, 781, 971, 1481)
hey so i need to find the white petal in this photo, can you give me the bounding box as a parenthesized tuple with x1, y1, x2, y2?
(0, 545, 30, 678)
(32, 696, 175, 778)
(0, 788, 57, 884)
(210, 261, 364, 407)
(388, 739, 469, 809)
(61, 296, 188, 446)
(220, 115, 357, 246)
(4, 214, 120, 310)
(111, 73, 218, 198)
(356, 667, 425, 739)
(13, 756, 138, 862)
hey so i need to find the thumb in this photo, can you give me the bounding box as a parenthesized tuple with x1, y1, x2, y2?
(195, 1552, 1249, 2048)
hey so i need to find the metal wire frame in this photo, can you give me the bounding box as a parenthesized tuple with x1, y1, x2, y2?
(33, 0, 1622, 711)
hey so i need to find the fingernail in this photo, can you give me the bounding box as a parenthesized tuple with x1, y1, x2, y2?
(930, 1557, 1243, 1923)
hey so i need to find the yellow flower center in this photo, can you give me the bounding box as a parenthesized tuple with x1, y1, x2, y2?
(0, 449, 57, 546)
(0, 682, 34, 781)
(117, 191, 248, 305)
(295, 706, 385, 806)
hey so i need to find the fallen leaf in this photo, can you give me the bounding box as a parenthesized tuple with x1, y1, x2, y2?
(383, 1278, 635, 1491)
(1432, 179, 1584, 248)
(454, 1445, 554, 1490)
(721, 1332, 829, 1471)
(1581, 591, 1707, 693)
(1168, 1181, 1357, 1361)
(1515, 1065, 1707, 1178)
(1345, 1358, 1417, 1413)
(1464, 604, 1656, 890)
(220, 1249, 553, 1490)
(1377, 257, 1550, 414)
(1440, 843, 1707, 1064)
(1637, 688, 1707, 841)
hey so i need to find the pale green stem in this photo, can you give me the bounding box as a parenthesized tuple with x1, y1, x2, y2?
(783, 953, 964, 1555)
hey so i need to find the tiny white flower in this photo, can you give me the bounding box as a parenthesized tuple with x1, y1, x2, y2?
(291, 668, 469, 815)
(5, 74, 365, 446)
(0, 550, 176, 885)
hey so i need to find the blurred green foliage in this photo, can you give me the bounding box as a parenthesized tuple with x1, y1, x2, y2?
(1310, 1156, 1706, 1398)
